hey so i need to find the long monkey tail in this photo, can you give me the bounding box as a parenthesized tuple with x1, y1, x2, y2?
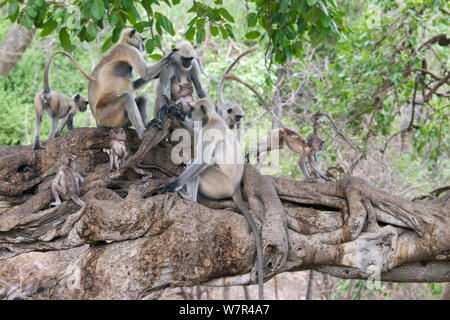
(43, 50, 96, 93)
(232, 188, 264, 300)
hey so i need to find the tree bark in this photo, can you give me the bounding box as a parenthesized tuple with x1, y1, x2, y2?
(0, 119, 448, 299)
(0, 23, 35, 76)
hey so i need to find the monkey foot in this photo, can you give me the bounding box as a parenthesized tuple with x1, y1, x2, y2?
(157, 182, 177, 195)
(49, 202, 61, 208)
(32, 144, 45, 151)
(147, 118, 165, 130)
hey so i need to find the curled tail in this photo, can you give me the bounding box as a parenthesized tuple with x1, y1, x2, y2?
(232, 188, 264, 300)
(43, 50, 95, 93)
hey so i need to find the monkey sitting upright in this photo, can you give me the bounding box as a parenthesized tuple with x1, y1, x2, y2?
(32, 51, 89, 150)
(150, 41, 207, 129)
(158, 97, 264, 300)
(108, 127, 153, 180)
(50, 154, 85, 207)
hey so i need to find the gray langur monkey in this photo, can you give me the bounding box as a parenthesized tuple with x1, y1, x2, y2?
(219, 103, 244, 141)
(32, 51, 90, 150)
(150, 41, 207, 129)
(158, 97, 264, 300)
(89, 28, 174, 138)
(50, 154, 84, 207)
(45, 29, 173, 139)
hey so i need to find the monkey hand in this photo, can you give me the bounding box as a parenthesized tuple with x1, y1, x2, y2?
(148, 117, 164, 130)
(168, 104, 185, 122)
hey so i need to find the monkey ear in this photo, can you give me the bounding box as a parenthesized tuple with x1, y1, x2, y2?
(130, 29, 136, 38)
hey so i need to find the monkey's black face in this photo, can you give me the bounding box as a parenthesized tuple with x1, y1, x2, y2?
(234, 115, 243, 123)
(79, 102, 88, 113)
(181, 57, 193, 68)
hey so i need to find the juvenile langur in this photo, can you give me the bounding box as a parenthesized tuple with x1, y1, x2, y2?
(46, 29, 172, 139)
(219, 103, 244, 140)
(108, 128, 153, 180)
(248, 127, 332, 182)
(150, 41, 207, 129)
(32, 51, 90, 150)
(50, 154, 84, 207)
(159, 98, 264, 300)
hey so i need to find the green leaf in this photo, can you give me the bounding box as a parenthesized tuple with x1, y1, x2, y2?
(145, 39, 155, 53)
(303, 7, 321, 24)
(40, 20, 58, 36)
(86, 23, 97, 41)
(8, 2, 19, 20)
(22, 14, 34, 29)
(196, 26, 205, 43)
(154, 34, 161, 48)
(185, 25, 195, 41)
(210, 25, 219, 36)
(218, 7, 234, 22)
(91, 0, 105, 20)
(101, 36, 113, 52)
(59, 27, 71, 51)
(307, 0, 317, 5)
(27, 6, 38, 18)
(112, 26, 123, 42)
(148, 53, 163, 61)
(157, 14, 174, 35)
(320, 12, 331, 27)
(108, 14, 119, 27)
(172, 0, 181, 4)
(247, 12, 257, 27)
(245, 30, 260, 39)
(123, 0, 133, 9)
(35, 0, 45, 7)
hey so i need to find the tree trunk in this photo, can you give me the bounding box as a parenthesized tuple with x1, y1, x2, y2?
(0, 23, 35, 76)
(0, 118, 448, 299)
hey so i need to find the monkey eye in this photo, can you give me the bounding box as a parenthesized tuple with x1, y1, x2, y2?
(227, 108, 233, 114)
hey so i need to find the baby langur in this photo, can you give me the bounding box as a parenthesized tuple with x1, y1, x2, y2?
(108, 128, 153, 180)
(50, 154, 85, 207)
(151, 41, 206, 129)
(159, 98, 264, 300)
(33, 50, 89, 150)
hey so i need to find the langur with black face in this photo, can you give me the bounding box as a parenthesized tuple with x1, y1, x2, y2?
(32, 50, 90, 150)
(159, 97, 264, 300)
(150, 41, 207, 129)
(42, 29, 173, 139)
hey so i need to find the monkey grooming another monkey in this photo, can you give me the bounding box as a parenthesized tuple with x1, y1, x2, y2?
(46, 29, 173, 139)
(159, 97, 264, 300)
(108, 127, 153, 180)
(32, 51, 90, 150)
(150, 41, 207, 129)
(50, 154, 84, 207)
